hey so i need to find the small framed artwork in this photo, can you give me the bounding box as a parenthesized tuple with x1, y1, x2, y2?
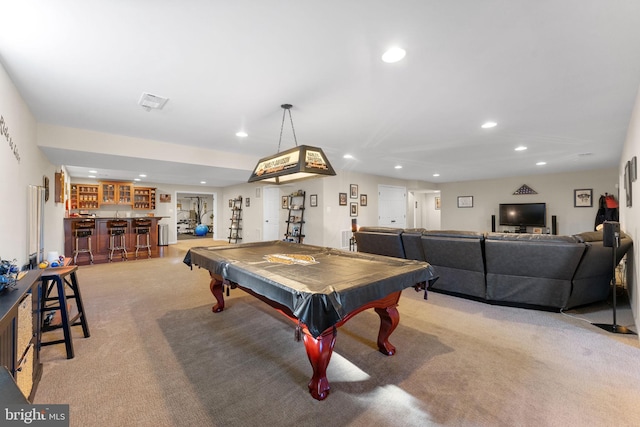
(360, 194, 367, 206)
(339, 192, 347, 206)
(350, 202, 358, 217)
(229, 199, 233, 208)
(310, 194, 318, 207)
(574, 189, 593, 207)
(350, 184, 358, 199)
(246, 198, 250, 207)
(532, 227, 543, 234)
(435, 197, 441, 210)
(282, 196, 289, 209)
(625, 161, 632, 207)
(457, 196, 473, 208)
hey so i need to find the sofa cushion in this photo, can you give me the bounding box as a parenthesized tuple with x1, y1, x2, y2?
(573, 231, 603, 243)
(486, 232, 580, 243)
(424, 230, 484, 239)
(357, 226, 403, 235)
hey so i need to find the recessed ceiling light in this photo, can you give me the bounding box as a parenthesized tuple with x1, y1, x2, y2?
(481, 121, 497, 129)
(395, 165, 403, 169)
(200, 181, 206, 184)
(88, 175, 96, 178)
(236, 131, 248, 137)
(139, 174, 147, 177)
(536, 161, 547, 166)
(382, 47, 406, 63)
(515, 146, 527, 151)
(343, 154, 354, 159)
(134, 178, 141, 182)
(433, 173, 440, 177)
(89, 170, 97, 174)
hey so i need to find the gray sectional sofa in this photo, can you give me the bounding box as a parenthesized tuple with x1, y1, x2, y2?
(353, 226, 632, 310)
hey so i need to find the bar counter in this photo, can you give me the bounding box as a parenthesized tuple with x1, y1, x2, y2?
(63, 217, 167, 265)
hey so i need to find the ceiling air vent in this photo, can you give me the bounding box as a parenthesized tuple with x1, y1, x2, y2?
(138, 93, 169, 112)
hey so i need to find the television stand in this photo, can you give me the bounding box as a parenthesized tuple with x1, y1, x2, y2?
(516, 225, 527, 233)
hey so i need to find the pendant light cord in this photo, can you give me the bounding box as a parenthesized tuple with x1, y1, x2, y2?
(277, 104, 298, 153)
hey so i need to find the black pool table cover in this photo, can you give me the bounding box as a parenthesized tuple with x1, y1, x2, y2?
(184, 241, 435, 337)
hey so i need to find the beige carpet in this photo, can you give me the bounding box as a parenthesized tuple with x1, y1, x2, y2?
(34, 241, 640, 426)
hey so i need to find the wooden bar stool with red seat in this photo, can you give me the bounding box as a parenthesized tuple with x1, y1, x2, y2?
(40, 265, 90, 359)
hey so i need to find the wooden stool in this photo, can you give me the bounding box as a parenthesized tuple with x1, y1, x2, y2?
(134, 219, 152, 259)
(40, 266, 90, 359)
(72, 219, 95, 264)
(107, 220, 128, 262)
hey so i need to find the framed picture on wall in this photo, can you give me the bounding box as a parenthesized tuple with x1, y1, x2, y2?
(435, 197, 441, 210)
(310, 194, 318, 207)
(625, 161, 633, 207)
(457, 196, 473, 208)
(350, 202, 358, 217)
(339, 193, 347, 206)
(574, 189, 592, 207)
(246, 198, 250, 207)
(282, 196, 289, 209)
(350, 184, 358, 199)
(360, 194, 367, 206)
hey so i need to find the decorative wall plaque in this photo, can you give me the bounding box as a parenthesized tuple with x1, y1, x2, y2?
(513, 184, 537, 195)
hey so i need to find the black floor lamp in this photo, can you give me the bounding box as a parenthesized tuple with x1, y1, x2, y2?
(592, 222, 637, 335)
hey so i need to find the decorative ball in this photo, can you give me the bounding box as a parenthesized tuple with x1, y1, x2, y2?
(194, 224, 208, 236)
(38, 261, 49, 269)
(50, 262, 59, 267)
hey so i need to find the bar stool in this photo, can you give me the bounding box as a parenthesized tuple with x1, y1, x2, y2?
(72, 219, 95, 264)
(134, 219, 152, 259)
(107, 220, 128, 262)
(40, 265, 91, 359)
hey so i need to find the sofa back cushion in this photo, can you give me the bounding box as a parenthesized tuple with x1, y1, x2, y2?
(421, 231, 486, 298)
(354, 227, 406, 258)
(484, 234, 586, 308)
(401, 228, 426, 261)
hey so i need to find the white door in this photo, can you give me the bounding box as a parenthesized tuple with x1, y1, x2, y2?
(378, 185, 406, 228)
(263, 187, 280, 241)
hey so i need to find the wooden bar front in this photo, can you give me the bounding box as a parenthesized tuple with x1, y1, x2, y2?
(63, 217, 166, 265)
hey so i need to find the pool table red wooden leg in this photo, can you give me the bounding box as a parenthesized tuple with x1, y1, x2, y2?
(209, 273, 225, 313)
(374, 304, 399, 356)
(303, 327, 337, 401)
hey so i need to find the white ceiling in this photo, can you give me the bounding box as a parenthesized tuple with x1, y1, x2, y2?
(2, 1, 640, 186)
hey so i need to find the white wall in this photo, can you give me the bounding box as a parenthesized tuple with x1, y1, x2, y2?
(0, 63, 64, 266)
(438, 168, 619, 235)
(619, 83, 640, 338)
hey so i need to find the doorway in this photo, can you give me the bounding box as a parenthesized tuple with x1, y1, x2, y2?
(176, 192, 216, 240)
(263, 187, 280, 241)
(378, 185, 407, 228)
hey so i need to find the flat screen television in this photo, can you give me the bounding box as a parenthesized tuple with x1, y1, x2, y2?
(499, 203, 546, 227)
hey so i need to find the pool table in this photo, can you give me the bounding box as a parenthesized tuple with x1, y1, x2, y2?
(184, 240, 435, 400)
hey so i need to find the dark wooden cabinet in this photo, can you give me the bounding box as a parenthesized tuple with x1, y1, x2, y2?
(0, 270, 43, 401)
